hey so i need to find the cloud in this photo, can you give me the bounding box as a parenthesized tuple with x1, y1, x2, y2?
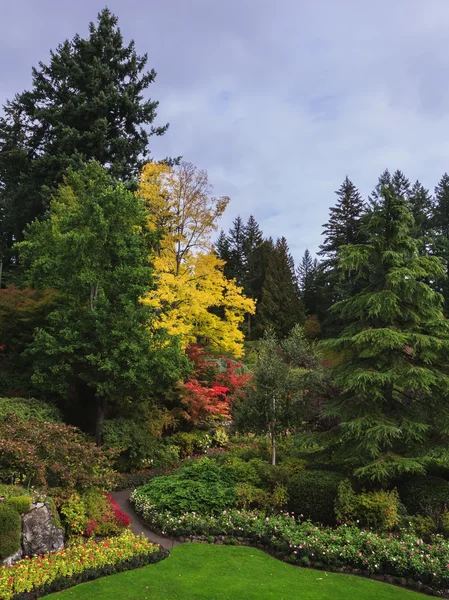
(2, 0, 449, 263)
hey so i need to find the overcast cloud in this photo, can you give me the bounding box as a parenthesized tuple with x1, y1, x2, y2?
(1, 0, 449, 263)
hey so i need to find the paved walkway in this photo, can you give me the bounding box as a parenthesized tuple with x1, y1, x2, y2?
(110, 489, 181, 551)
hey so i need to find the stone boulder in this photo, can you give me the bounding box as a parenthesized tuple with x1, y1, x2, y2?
(22, 502, 64, 556)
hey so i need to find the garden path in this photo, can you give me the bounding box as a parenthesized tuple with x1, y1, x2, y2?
(110, 489, 181, 550)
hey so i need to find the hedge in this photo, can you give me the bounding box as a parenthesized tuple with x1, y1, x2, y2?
(0, 503, 22, 560)
(287, 470, 344, 524)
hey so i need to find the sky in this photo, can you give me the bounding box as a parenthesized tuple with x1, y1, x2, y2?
(1, 0, 449, 264)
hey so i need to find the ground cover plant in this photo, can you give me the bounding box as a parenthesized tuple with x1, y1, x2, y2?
(41, 544, 424, 600)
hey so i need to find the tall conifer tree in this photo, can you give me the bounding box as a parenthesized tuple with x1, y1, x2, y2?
(321, 181, 449, 482)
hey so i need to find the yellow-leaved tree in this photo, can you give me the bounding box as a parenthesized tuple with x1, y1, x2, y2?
(139, 161, 255, 357)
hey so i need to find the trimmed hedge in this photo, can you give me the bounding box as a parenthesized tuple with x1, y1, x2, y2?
(398, 476, 449, 516)
(0, 531, 167, 600)
(0, 503, 22, 560)
(5, 496, 32, 515)
(287, 470, 344, 524)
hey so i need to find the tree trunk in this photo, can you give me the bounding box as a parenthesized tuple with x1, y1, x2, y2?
(96, 398, 106, 445)
(271, 432, 276, 466)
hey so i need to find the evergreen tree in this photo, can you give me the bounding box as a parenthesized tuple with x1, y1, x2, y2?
(321, 182, 449, 482)
(433, 173, 449, 312)
(0, 8, 169, 265)
(408, 180, 434, 252)
(225, 216, 246, 285)
(257, 237, 303, 338)
(297, 249, 319, 315)
(242, 215, 265, 338)
(215, 230, 231, 268)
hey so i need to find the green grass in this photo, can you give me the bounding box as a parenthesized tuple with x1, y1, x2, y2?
(44, 543, 424, 600)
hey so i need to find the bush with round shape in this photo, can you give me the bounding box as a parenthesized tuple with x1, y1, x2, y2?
(287, 470, 344, 524)
(0, 503, 21, 559)
(398, 476, 449, 517)
(134, 458, 236, 515)
(4, 495, 31, 515)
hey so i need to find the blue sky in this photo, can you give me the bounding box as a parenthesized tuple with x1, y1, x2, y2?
(1, 0, 449, 264)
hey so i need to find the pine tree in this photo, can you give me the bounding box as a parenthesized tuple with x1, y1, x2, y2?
(257, 237, 303, 338)
(0, 8, 169, 264)
(433, 173, 449, 313)
(297, 249, 319, 315)
(321, 181, 449, 482)
(242, 216, 265, 337)
(215, 230, 231, 267)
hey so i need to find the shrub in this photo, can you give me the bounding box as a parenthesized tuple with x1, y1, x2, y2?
(0, 531, 165, 600)
(61, 490, 131, 537)
(409, 515, 437, 539)
(398, 476, 449, 517)
(287, 470, 344, 524)
(0, 484, 27, 499)
(212, 427, 229, 447)
(166, 431, 211, 458)
(223, 457, 262, 486)
(0, 416, 117, 504)
(0, 503, 21, 560)
(133, 458, 236, 515)
(235, 483, 271, 509)
(4, 496, 31, 515)
(335, 480, 400, 530)
(0, 397, 60, 423)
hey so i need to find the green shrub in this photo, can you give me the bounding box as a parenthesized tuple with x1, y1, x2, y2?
(212, 427, 229, 447)
(5, 495, 31, 515)
(223, 457, 262, 486)
(335, 480, 400, 530)
(270, 458, 306, 487)
(287, 470, 344, 524)
(0, 484, 26, 498)
(0, 397, 61, 423)
(398, 476, 449, 516)
(409, 514, 437, 539)
(166, 431, 211, 458)
(235, 483, 271, 509)
(0, 503, 21, 559)
(134, 458, 236, 515)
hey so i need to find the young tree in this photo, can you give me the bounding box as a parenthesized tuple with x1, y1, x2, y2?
(257, 237, 303, 338)
(138, 162, 255, 357)
(236, 326, 321, 465)
(321, 182, 449, 482)
(0, 8, 169, 262)
(17, 161, 188, 442)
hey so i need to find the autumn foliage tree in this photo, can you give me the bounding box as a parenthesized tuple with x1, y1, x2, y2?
(139, 161, 255, 357)
(180, 344, 251, 425)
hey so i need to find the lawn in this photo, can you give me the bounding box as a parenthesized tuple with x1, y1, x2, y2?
(43, 543, 424, 600)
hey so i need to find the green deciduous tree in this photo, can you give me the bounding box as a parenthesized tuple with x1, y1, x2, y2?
(236, 326, 321, 465)
(17, 161, 189, 442)
(321, 181, 449, 482)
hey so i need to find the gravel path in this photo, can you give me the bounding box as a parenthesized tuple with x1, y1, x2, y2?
(110, 489, 181, 551)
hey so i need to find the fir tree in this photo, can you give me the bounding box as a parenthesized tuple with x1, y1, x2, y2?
(321, 182, 449, 482)
(433, 173, 449, 313)
(0, 8, 169, 263)
(215, 230, 231, 267)
(226, 216, 246, 285)
(257, 237, 303, 338)
(408, 180, 434, 252)
(297, 249, 319, 315)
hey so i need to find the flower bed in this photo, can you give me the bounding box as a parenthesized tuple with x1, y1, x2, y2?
(0, 530, 167, 600)
(131, 492, 449, 594)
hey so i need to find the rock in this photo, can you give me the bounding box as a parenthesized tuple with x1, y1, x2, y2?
(22, 502, 64, 557)
(2, 547, 23, 566)
(400, 578, 407, 587)
(415, 581, 423, 591)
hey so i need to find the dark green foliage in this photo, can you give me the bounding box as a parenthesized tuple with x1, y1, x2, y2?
(433, 173, 449, 314)
(297, 249, 320, 315)
(135, 458, 236, 514)
(286, 470, 344, 524)
(408, 180, 434, 251)
(0, 8, 169, 266)
(398, 476, 449, 516)
(0, 502, 21, 559)
(0, 397, 60, 422)
(257, 237, 303, 338)
(321, 176, 449, 482)
(225, 216, 246, 286)
(17, 162, 189, 439)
